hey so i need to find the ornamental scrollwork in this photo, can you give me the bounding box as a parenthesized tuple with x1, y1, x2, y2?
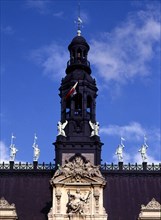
(0, 197, 15, 208)
(141, 198, 161, 210)
(53, 154, 104, 182)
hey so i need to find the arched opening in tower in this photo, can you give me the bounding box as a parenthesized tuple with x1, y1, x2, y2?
(66, 98, 71, 118)
(77, 48, 82, 63)
(87, 95, 92, 118)
(74, 93, 82, 116)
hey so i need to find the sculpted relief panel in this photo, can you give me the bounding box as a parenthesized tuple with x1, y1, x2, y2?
(138, 198, 161, 220)
(67, 189, 91, 215)
(53, 154, 104, 183)
(0, 197, 18, 220)
(48, 154, 108, 220)
(62, 153, 94, 166)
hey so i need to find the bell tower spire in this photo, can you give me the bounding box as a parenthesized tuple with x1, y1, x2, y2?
(76, 2, 82, 36)
(54, 26, 103, 167)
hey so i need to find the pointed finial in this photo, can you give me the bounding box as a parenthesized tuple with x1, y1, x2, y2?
(76, 2, 83, 36)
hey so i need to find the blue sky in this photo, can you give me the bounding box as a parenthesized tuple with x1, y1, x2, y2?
(0, 0, 160, 164)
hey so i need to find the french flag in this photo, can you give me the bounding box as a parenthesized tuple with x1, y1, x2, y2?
(65, 82, 78, 99)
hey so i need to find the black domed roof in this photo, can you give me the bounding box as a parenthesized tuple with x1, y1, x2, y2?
(72, 35, 87, 43)
(68, 35, 90, 50)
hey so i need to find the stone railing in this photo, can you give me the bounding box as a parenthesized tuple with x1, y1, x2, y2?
(101, 162, 161, 172)
(0, 161, 55, 171)
(0, 161, 160, 172)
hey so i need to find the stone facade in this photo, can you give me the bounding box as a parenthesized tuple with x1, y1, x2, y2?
(48, 154, 108, 220)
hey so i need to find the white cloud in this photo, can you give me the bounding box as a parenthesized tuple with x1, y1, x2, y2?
(30, 4, 160, 87)
(0, 141, 27, 164)
(80, 11, 90, 25)
(100, 122, 161, 163)
(134, 153, 160, 164)
(113, 151, 160, 164)
(30, 43, 68, 80)
(0, 141, 9, 163)
(1, 26, 14, 35)
(25, 0, 50, 14)
(100, 121, 160, 145)
(53, 11, 64, 18)
(89, 3, 160, 85)
(100, 122, 146, 141)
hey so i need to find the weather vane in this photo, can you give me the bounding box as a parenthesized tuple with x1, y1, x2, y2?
(75, 2, 83, 36)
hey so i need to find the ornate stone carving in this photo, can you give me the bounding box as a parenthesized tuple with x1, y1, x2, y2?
(141, 198, 161, 210)
(53, 154, 105, 183)
(57, 120, 68, 137)
(94, 189, 100, 213)
(48, 208, 53, 218)
(0, 197, 18, 219)
(138, 198, 161, 220)
(89, 121, 99, 136)
(0, 197, 15, 208)
(67, 189, 91, 215)
(49, 154, 108, 220)
(55, 189, 62, 213)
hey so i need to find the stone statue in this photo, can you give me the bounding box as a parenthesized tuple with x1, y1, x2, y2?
(89, 120, 99, 137)
(67, 189, 91, 214)
(10, 134, 18, 161)
(138, 136, 148, 162)
(115, 137, 125, 162)
(85, 160, 102, 177)
(57, 120, 68, 137)
(32, 134, 40, 161)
